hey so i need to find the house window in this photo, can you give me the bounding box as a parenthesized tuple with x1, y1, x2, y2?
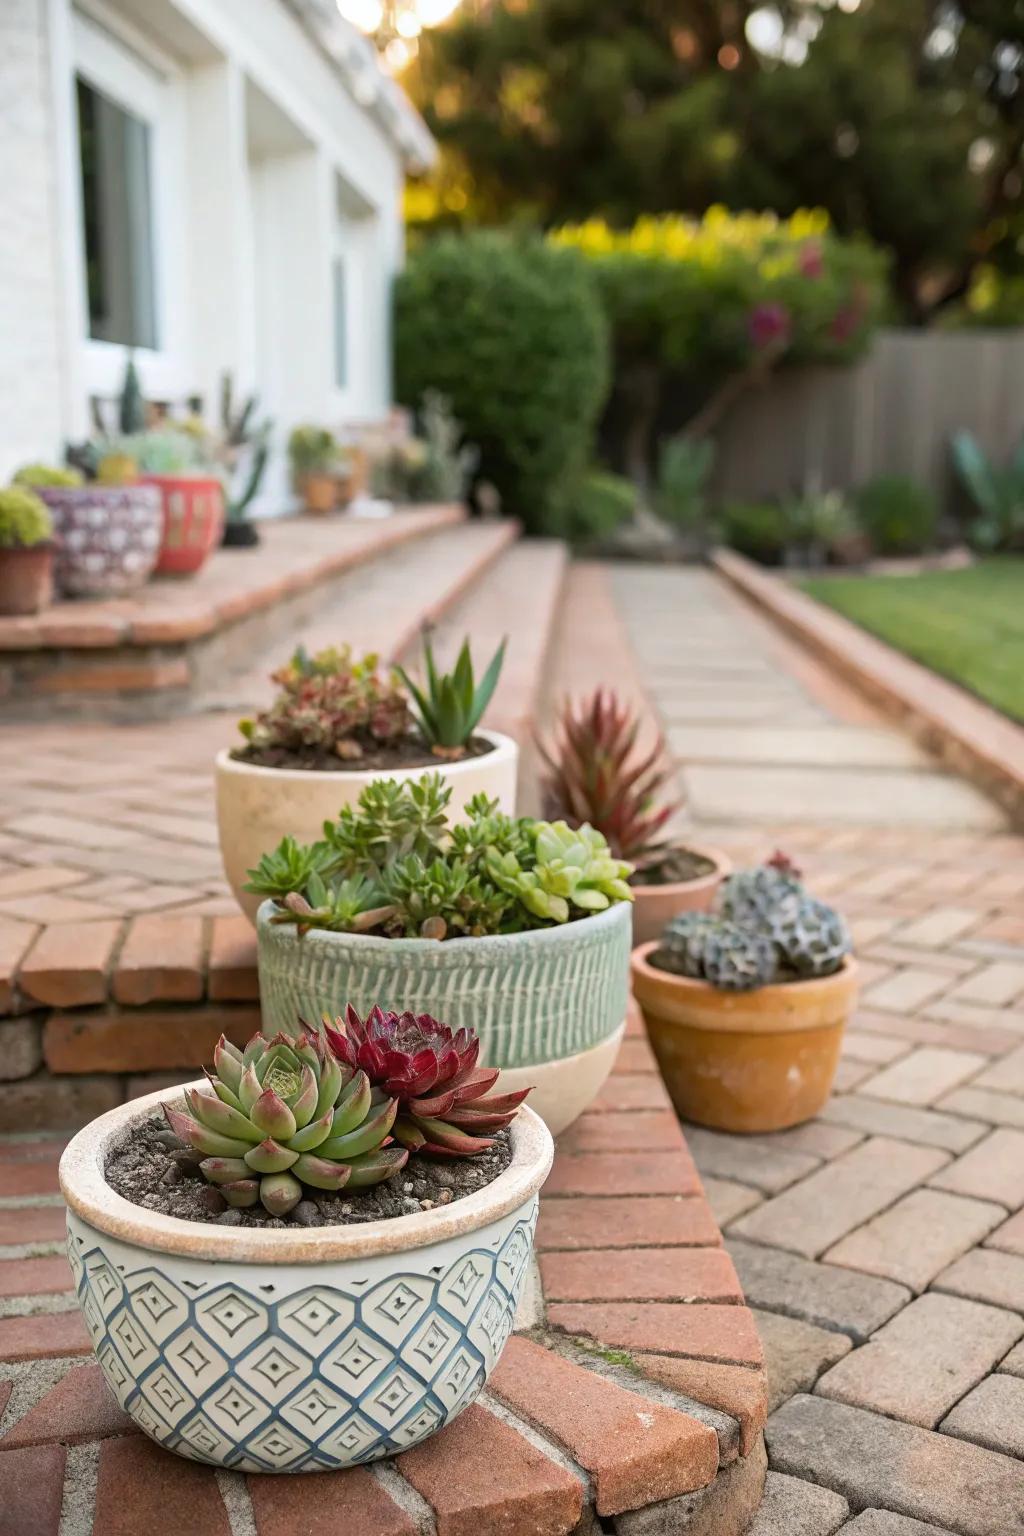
(332, 255, 347, 390)
(76, 77, 158, 350)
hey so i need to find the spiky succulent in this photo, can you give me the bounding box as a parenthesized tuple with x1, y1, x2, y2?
(396, 631, 506, 756)
(238, 645, 411, 759)
(325, 1006, 530, 1156)
(163, 1030, 407, 1216)
(537, 689, 679, 863)
(247, 775, 634, 939)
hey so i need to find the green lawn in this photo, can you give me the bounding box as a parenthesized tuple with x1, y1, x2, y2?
(802, 558, 1024, 723)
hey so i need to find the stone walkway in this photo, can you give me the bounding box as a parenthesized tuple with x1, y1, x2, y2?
(612, 564, 1024, 1536)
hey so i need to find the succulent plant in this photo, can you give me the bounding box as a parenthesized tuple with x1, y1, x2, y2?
(13, 463, 83, 489)
(96, 452, 139, 486)
(0, 487, 53, 548)
(163, 1030, 407, 1216)
(765, 895, 852, 979)
(238, 645, 411, 759)
(396, 631, 506, 756)
(652, 852, 850, 991)
(536, 689, 678, 865)
(288, 425, 338, 478)
(252, 775, 634, 940)
(717, 851, 803, 924)
(324, 1006, 530, 1155)
(486, 821, 633, 923)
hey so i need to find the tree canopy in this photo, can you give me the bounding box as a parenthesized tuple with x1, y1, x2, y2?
(407, 0, 1024, 320)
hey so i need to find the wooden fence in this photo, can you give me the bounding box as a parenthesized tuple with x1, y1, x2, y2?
(711, 328, 1024, 506)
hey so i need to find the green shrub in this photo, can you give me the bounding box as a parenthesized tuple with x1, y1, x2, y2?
(564, 469, 636, 544)
(855, 476, 938, 555)
(0, 487, 53, 547)
(656, 437, 715, 531)
(395, 233, 610, 532)
(720, 502, 790, 564)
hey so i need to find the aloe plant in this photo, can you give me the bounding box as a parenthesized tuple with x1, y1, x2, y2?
(951, 431, 1024, 552)
(397, 632, 506, 757)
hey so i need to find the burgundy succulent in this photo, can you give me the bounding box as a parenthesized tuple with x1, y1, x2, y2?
(324, 1005, 531, 1157)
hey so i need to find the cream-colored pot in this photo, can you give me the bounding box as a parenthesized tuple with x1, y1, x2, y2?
(60, 1084, 552, 1473)
(216, 730, 519, 923)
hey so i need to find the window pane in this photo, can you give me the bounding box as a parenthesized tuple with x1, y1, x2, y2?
(77, 78, 158, 349)
(333, 255, 346, 389)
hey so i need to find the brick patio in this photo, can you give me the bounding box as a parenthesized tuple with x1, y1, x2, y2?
(1, 543, 1023, 1533)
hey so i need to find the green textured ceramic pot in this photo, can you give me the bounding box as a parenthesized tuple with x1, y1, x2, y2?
(256, 899, 633, 1136)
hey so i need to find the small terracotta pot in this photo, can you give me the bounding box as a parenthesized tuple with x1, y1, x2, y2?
(144, 475, 225, 576)
(630, 845, 731, 947)
(631, 943, 858, 1133)
(302, 472, 338, 515)
(0, 542, 54, 615)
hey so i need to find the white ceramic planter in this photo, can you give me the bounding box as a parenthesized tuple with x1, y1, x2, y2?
(216, 730, 519, 924)
(257, 898, 633, 1137)
(60, 1085, 552, 1473)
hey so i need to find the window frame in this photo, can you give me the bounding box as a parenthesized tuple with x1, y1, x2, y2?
(70, 11, 190, 405)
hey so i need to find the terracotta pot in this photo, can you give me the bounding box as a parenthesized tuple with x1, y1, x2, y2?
(216, 730, 519, 924)
(630, 845, 731, 947)
(0, 542, 54, 615)
(60, 1085, 553, 1472)
(38, 485, 163, 597)
(302, 472, 339, 515)
(631, 943, 859, 1133)
(144, 475, 225, 576)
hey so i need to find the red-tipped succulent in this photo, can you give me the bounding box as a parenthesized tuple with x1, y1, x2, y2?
(324, 1005, 531, 1157)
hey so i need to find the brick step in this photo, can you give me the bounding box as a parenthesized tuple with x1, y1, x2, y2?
(0, 1025, 768, 1535)
(0, 505, 465, 719)
(199, 517, 521, 711)
(399, 537, 569, 744)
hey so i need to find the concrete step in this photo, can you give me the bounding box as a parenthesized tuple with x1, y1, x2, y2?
(198, 518, 520, 711)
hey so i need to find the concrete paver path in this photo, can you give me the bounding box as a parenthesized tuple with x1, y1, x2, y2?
(609, 565, 1024, 1534)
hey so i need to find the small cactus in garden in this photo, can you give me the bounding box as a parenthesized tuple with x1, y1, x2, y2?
(13, 463, 83, 488)
(536, 689, 678, 864)
(325, 1006, 531, 1155)
(0, 487, 53, 547)
(650, 851, 851, 990)
(239, 644, 411, 759)
(163, 1030, 408, 1216)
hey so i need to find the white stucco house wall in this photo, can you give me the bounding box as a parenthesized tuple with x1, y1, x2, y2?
(0, 0, 435, 495)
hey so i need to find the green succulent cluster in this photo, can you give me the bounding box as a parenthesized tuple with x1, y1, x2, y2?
(246, 773, 634, 940)
(0, 487, 53, 548)
(13, 463, 83, 489)
(652, 853, 851, 992)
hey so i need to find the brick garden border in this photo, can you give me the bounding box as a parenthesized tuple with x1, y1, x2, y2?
(0, 1003, 767, 1535)
(712, 548, 1024, 827)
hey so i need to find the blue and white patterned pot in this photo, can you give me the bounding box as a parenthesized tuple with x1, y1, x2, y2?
(60, 1086, 553, 1473)
(256, 899, 634, 1134)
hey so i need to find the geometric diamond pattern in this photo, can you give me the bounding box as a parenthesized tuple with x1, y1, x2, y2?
(67, 1199, 536, 1473)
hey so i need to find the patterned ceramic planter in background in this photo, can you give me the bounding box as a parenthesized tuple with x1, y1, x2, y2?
(60, 1085, 553, 1473)
(38, 485, 163, 598)
(144, 475, 225, 577)
(257, 898, 633, 1135)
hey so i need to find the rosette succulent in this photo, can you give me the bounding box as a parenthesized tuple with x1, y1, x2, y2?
(486, 821, 633, 923)
(238, 644, 411, 760)
(163, 1030, 408, 1216)
(325, 1006, 531, 1155)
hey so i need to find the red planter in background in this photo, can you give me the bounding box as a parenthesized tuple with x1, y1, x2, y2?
(145, 475, 225, 577)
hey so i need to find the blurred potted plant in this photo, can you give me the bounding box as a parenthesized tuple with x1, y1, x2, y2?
(537, 689, 729, 945)
(217, 373, 272, 548)
(288, 425, 341, 514)
(368, 393, 477, 506)
(249, 776, 634, 1134)
(216, 634, 516, 922)
(0, 485, 56, 615)
(13, 461, 162, 599)
(632, 853, 857, 1132)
